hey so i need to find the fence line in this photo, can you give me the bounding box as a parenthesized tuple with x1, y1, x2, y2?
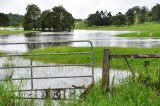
(102, 49, 160, 93)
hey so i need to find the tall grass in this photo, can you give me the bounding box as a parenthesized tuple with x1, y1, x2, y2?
(73, 70, 160, 106)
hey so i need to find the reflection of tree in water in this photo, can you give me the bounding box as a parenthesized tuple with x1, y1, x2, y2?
(24, 33, 72, 51)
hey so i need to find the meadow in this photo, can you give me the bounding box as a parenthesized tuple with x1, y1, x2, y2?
(75, 21, 160, 37)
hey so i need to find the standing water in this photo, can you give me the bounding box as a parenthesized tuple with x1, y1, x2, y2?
(0, 30, 160, 52)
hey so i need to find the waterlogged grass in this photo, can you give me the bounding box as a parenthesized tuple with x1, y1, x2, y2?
(75, 22, 160, 31)
(28, 47, 160, 70)
(116, 31, 160, 37)
(75, 22, 160, 37)
(0, 30, 38, 35)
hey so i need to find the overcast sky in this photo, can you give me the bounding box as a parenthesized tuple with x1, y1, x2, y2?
(0, 0, 159, 19)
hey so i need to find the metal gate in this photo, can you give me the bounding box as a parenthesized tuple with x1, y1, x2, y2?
(0, 40, 94, 100)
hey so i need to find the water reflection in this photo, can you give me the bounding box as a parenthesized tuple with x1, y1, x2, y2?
(0, 57, 131, 90)
(0, 30, 160, 52)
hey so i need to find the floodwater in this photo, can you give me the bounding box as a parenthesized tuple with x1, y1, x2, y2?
(0, 57, 131, 99)
(0, 30, 160, 52)
(0, 29, 143, 100)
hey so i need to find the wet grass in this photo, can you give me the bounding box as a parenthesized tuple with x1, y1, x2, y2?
(73, 77, 160, 106)
(116, 31, 160, 37)
(0, 80, 36, 106)
(75, 22, 160, 31)
(75, 22, 160, 37)
(0, 30, 38, 35)
(28, 47, 160, 70)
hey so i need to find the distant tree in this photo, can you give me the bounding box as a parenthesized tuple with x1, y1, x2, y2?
(40, 10, 53, 31)
(112, 16, 120, 28)
(126, 8, 135, 25)
(51, 6, 74, 31)
(139, 6, 148, 23)
(87, 13, 97, 26)
(7, 13, 24, 27)
(0, 13, 10, 28)
(151, 4, 160, 22)
(86, 10, 112, 27)
(24, 4, 41, 30)
(116, 12, 127, 26)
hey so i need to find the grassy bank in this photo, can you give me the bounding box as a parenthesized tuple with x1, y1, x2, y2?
(75, 22, 160, 37)
(0, 30, 38, 35)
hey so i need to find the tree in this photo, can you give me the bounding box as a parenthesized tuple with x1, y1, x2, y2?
(24, 4, 41, 30)
(126, 6, 148, 25)
(7, 13, 24, 27)
(0, 13, 10, 28)
(52, 6, 74, 31)
(151, 4, 160, 22)
(126, 8, 135, 25)
(86, 10, 112, 27)
(40, 10, 53, 31)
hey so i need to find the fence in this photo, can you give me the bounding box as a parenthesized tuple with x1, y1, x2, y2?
(0, 40, 94, 100)
(102, 49, 160, 93)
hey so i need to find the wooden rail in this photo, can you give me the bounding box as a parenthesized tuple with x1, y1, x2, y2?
(102, 49, 160, 93)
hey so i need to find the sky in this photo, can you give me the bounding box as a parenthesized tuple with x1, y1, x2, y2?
(0, 0, 159, 19)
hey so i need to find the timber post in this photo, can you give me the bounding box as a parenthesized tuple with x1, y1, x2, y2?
(102, 49, 110, 93)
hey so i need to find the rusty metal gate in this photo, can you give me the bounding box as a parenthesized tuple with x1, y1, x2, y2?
(0, 40, 94, 100)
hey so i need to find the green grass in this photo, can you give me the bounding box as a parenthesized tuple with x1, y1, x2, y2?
(0, 30, 38, 35)
(28, 47, 160, 70)
(75, 21, 160, 31)
(74, 77, 160, 106)
(75, 21, 160, 37)
(0, 80, 35, 106)
(116, 31, 160, 37)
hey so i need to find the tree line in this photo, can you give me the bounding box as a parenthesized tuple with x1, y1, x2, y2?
(0, 13, 23, 28)
(24, 4, 74, 31)
(86, 4, 160, 27)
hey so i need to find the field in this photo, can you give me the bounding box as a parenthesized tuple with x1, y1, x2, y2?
(75, 21, 160, 37)
(0, 30, 38, 35)
(27, 47, 160, 69)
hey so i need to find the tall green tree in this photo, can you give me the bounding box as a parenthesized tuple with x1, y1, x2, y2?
(86, 10, 112, 27)
(52, 6, 74, 31)
(112, 12, 127, 27)
(126, 6, 148, 25)
(7, 13, 24, 27)
(151, 4, 160, 22)
(40, 10, 53, 31)
(0, 13, 10, 28)
(24, 4, 41, 30)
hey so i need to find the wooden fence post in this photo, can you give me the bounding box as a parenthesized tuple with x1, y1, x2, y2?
(102, 49, 110, 93)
